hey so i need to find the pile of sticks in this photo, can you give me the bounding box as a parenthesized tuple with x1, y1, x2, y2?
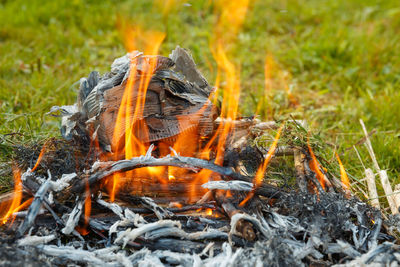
(1, 128, 400, 266)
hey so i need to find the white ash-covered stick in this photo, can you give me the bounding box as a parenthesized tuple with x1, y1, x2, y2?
(17, 176, 53, 237)
(364, 169, 381, 211)
(115, 220, 181, 247)
(145, 227, 228, 241)
(360, 119, 397, 214)
(140, 197, 173, 220)
(17, 234, 56, 247)
(38, 245, 116, 266)
(359, 119, 380, 171)
(202, 180, 253, 191)
(70, 153, 284, 199)
(378, 169, 398, 214)
(354, 146, 379, 208)
(61, 200, 84, 235)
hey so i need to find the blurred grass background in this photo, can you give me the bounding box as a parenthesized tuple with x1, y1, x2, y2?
(0, 0, 399, 203)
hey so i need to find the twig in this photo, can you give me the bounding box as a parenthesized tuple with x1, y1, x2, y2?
(359, 120, 380, 171)
(360, 119, 397, 214)
(353, 145, 366, 171)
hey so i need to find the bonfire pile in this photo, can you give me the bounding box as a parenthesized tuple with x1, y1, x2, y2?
(1, 47, 400, 267)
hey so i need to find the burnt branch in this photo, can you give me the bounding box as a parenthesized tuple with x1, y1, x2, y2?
(68, 153, 284, 199)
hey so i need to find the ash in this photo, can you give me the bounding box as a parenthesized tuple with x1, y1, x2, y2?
(2, 164, 400, 266)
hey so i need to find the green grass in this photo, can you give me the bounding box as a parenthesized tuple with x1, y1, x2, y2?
(1, 0, 399, 205)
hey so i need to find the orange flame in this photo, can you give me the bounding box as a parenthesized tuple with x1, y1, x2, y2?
(189, 51, 240, 201)
(13, 197, 33, 213)
(168, 101, 213, 186)
(186, 0, 249, 202)
(335, 152, 351, 196)
(1, 168, 23, 225)
(31, 142, 47, 172)
(213, 0, 250, 44)
(108, 23, 166, 201)
(240, 125, 284, 206)
(208, 0, 249, 163)
(1, 197, 33, 226)
(75, 226, 90, 236)
(107, 0, 249, 202)
(307, 138, 326, 190)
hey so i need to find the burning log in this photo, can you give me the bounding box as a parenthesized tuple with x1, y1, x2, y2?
(65, 147, 284, 203)
(58, 47, 218, 154)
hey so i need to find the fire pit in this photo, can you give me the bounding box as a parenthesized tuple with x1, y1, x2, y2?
(1, 43, 400, 266)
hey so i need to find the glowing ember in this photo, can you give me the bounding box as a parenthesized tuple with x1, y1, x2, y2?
(240, 125, 284, 206)
(206, 208, 213, 216)
(335, 152, 351, 195)
(83, 180, 91, 232)
(170, 202, 182, 208)
(168, 174, 176, 181)
(307, 138, 327, 190)
(75, 226, 90, 236)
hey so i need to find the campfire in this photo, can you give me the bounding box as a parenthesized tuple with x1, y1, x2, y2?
(0, 45, 400, 266)
(2, 3, 400, 265)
